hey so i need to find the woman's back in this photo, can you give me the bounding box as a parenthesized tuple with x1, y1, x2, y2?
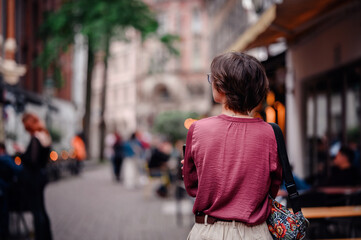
(184, 114, 281, 225)
(183, 52, 282, 240)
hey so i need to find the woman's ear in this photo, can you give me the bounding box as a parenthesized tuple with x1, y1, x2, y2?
(212, 84, 226, 104)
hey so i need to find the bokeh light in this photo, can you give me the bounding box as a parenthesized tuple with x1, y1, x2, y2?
(50, 151, 58, 161)
(14, 156, 21, 166)
(61, 150, 69, 160)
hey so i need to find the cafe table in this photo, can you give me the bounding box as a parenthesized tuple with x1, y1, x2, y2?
(301, 205, 361, 219)
(301, 205, 361, 238)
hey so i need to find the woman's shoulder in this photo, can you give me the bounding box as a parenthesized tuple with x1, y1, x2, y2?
(193, 115, 222, 125)
(188, 116, 219, 132)
(252, 121, 276, 136)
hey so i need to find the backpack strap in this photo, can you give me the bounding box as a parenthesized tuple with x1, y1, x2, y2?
(269, 123, 301, 213)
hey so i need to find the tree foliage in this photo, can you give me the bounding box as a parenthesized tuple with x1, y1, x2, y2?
(37, 0, 161, 71)
(36, 0, 180, 159)
(160, 34, 180, 56)
(153, 111, 199, 144)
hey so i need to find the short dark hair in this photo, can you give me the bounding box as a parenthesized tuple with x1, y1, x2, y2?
(210, 52, 269, 114)
(339, 146, 355, 164)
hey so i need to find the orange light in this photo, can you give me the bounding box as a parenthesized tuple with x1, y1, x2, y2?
(184, 118, 197, 130)
(69, 150, 76, 159)
(50, 151, 58, 161)
(266, 91, 276, 106)
(61, 150, 69, 160)
(265, 106, 276, 123)
(14, 156, 21, 166)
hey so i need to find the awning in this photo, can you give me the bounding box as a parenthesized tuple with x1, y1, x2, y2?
(227, 0, 355, 51)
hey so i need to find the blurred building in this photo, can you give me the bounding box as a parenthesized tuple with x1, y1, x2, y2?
(89, 29, 142, 159)
(137, 0, 210, 129)
(90, 0, 210, 159)
(206, 0, 361, 180)
(0, 0, 86, 155)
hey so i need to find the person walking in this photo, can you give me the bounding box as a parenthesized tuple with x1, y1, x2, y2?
(21, 113, 53, 240)
(182, 52, 282, 240)
(122, 132, 145, 189)
(112, 133, 124, 182)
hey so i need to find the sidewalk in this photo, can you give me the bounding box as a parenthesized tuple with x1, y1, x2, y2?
(45, 163, 193, 240)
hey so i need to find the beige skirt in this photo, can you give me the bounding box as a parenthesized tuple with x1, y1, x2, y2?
(187, 221, 272, 240)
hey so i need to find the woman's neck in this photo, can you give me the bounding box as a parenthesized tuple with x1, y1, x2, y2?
(222, 107, 253, 118)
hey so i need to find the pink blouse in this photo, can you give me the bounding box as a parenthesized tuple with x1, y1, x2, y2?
(183, 114, 282, 225)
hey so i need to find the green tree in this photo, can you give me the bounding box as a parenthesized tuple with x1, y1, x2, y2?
(37, 0, 178, 161)
(153, 111, 199, 144)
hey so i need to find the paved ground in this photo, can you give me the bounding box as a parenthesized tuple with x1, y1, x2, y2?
(19, 163, 194, 240)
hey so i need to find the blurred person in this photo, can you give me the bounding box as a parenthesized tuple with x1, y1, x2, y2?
(136, 131, 151, 150)
(0, 142, 22, 187)
(305, 137, 330, 186)
(112, 132, 124, 182)
(0, 143, 22, 240)
(148, 140, 171, 173)
(105, 132, 116, 161)
(70, 133, 87, 175)
(122, 133, 144, 189)
(279, 165, 310, 194)
(134, 131, 151, 185)
(169, 140, 184, 182)
(182, 52, 282, 240)
(21, 113, 53, 240)
(147, 140, 172, 197)
(322, 145, 360, 187)
(133, 132, 148, 183)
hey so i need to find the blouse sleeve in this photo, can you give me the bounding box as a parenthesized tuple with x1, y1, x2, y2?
(269, 138, 282, 198)
(183, 122, 198, 197)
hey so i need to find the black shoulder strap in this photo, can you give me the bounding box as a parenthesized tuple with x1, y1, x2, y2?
(269, 123, 301, 213)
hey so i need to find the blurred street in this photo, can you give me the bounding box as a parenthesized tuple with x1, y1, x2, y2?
(42, 163, 192, 240)
(2, 0, 361, 239)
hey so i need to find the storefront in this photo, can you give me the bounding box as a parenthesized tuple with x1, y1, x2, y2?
(226, 0, 361, 180)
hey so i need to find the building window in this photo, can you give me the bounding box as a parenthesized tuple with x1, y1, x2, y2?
(176, 11, 182, 34)
(157, 12, 167, 35)
(154, 83, 170, 101)
(191, 8, 202, 34)
(192, 41, 201, 71)
(149, 49, 167, 74)
(123, 85, 129, 104)
(113, 88, 117, 106)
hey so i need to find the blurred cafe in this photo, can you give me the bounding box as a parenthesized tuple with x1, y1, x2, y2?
(209, 0, 361, 237)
